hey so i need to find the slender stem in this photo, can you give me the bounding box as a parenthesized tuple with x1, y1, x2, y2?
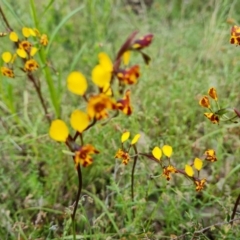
(0, 5, 13, 31)
(71, 163, 82, 238)
(73, 118, 97, 141)
(27, 73, 51, 124)
(131, 145, 138, 218)
(230, 193, 240, 225)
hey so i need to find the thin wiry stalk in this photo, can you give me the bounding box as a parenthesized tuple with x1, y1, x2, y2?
(71, 163, 82, 240)
(230, 193, 240, 225)
(131, 145, 138, 218)
(27, 73, 51, 124)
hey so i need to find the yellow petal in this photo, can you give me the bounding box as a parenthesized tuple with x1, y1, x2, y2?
(91, 64, 112, 88)
(162, 145, 173, 158)
(194, 158, 203, 171)
(185, 164, 194, 177)
(70, 110, 90, 133)
(9, 31, 18, 42)
(29, 28, 37, 36)
(22, 27, 31, 38)
(102, 83, 112, 96)
(30, 47, 38, 56)
(121, 131, 130, 143)
(123, 51, 131, 65)
(152, 146, 162, 160)
(2, 52, 12, 63)
(16, 48, 27, 58)
(49, 119, 69, 142)
(98, 52, 113, 71)
(67, 71, 88, 95)
(131, 134, 140, 145)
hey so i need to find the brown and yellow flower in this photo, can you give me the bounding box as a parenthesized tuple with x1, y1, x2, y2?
(199, 96, 210, 108)
(195, 178, 206, 191)
(115, 149, 130, 165)
(1, 66, 14, 78)
(131, 34, 154, 50)
(204, 149, 217, 162)
(204, 113, 219, 124)
(208, 87, 218, 100)
(19, 40, 32, 52)
(117, 90, 132, 115)
(87, 93, 117, 120)
(230, 25, 240, 45)
(24, 59, 39, 72)
(40, 34, 48, 46)
(75, 144, 99, 167)
(116, 65, 140, 85)
(163, 165, 177, 181)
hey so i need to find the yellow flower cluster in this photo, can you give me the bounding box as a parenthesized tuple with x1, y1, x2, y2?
(49, 32, 153, 168)
(115, 131, 141, 165)
(1, 27, 48, 78)
(185, 149, 217, 191)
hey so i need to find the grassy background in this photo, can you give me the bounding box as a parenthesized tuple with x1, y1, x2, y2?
(1, 0, 240, 239)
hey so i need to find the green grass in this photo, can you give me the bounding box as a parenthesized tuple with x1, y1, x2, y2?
(1, 0, 240, 239)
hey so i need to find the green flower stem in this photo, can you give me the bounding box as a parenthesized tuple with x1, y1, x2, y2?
(131, 145, 138, 218)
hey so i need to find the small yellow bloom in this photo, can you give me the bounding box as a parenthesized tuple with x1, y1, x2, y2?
(204, 113, 219, 124)
(70, 110, 90, 133)
(75, 144, 99, 167)
(9, 31, 18, 42)
(40, 34, 48, 46)
(199, 96, 210, 108)
(152, 146, 162, 161)
(121, 131, 130, 143)
(67, 71, 88, 96)
(185, 164, 194, 177)
(205, 149, 217, 162)
(2, 52, 12, 63)
(1, 66, 14, 78)
(163, 165, 177, 180)
(194, 158, 203, 171)
(131, 134, 140, 145)
(162, 145, 173, 158)
(115, 149, 130, 165)
(24, 59, 39, 72)
(87, 94, 117, 120)
(91, 52, 113, 88)
(195, 179, 206, 191)
(49, 119, 69, 142)
(208, 87, 218, 100)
